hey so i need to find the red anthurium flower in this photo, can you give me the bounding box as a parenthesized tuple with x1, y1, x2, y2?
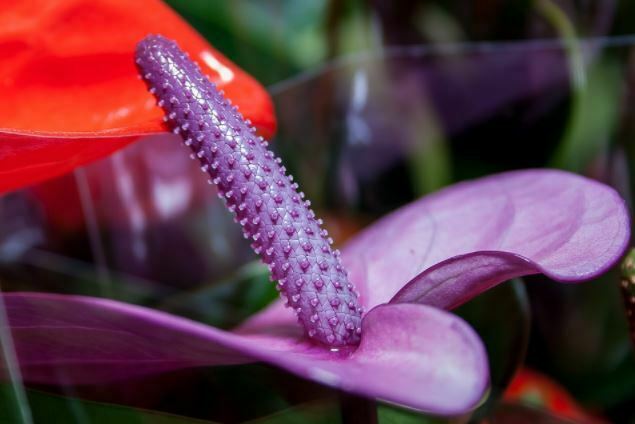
(0, 0, 276, 193)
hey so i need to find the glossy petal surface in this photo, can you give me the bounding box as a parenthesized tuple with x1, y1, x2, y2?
(0, 0, 276, 192)
(2, 293, 487, 415)
(343, 169, 629, 308)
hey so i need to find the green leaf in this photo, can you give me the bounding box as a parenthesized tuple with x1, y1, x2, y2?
(377, 404, 451, 424)
(406, 108, 452, 196)
(244, 400, 340, 424)
(0, 385, 215, 424)
(550, 60, 621, 172)
(0, 382, 31, 424)
(163, 0, 328, 85)
(0, 295, 33, 423)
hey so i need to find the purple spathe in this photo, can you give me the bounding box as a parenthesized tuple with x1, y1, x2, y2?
(350, 169, 630, 307)
(2, 168, 629, 414)
(135, 35, 362, 347)
(0, 34, 630, 416)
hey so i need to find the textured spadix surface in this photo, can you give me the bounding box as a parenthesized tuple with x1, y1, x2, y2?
(134, 35, 361, 346)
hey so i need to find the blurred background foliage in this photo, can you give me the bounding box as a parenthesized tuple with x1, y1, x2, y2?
(2, 0, 635, 422)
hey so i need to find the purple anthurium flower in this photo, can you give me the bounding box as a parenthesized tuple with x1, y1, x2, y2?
(136, 35, 364, 347)
(0, 35, 630, 416)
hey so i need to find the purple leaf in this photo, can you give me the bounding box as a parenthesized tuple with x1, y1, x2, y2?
(2, 292, 487, 414)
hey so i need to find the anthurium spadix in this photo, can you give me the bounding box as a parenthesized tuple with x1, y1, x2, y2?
(1, 36, 629, 416)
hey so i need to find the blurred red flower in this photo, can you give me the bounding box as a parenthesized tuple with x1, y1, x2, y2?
(0, 0, 276, 193)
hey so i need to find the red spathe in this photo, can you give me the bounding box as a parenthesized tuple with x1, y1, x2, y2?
(0, 0, 276, 193)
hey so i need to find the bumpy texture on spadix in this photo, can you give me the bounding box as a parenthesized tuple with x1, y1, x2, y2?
(135, 35, 362, 347)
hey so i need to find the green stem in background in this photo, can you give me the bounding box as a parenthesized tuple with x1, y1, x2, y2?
(620, 248, 635, 348)
(406, 89, 452, 196)
(408, 121, 452, 196)
(534, 0, 585, 90)
(535, 0, 586, 170)
(537, 0, 620, 172)
(549, 60, 620, 172)
(0, 290, 33, 424)
(0, 385, 212, 424)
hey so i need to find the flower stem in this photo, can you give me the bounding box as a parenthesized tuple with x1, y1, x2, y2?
(620, 248, 635, 347)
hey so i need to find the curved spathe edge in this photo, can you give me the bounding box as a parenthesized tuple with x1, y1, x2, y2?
(2, 292, 489, 415)
(391, 242, 630, 311)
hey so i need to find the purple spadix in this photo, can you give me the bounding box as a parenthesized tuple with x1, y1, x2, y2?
(135, 35, 362, 347)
